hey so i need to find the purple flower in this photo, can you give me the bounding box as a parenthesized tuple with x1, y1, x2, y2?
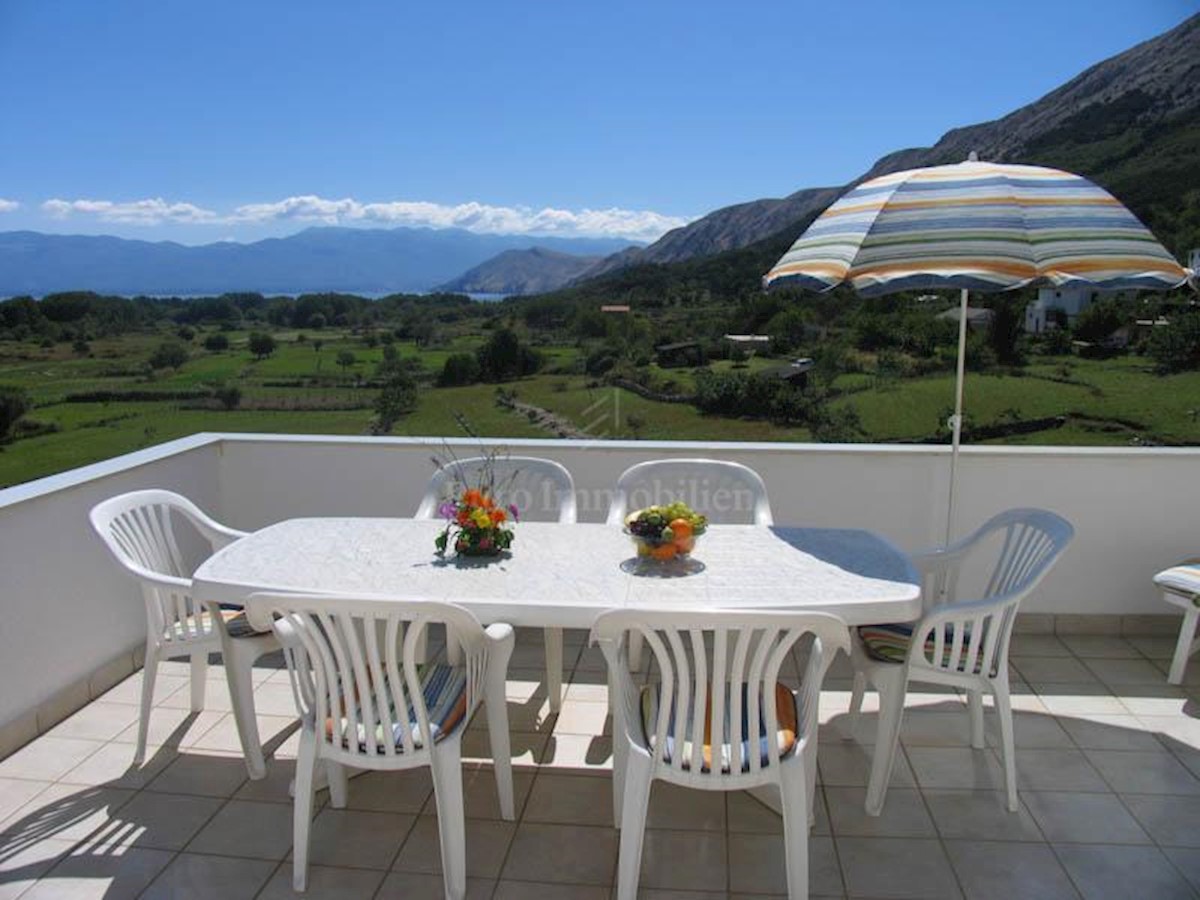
(507, 503, 520, 522)
(438, 501, 456, 520)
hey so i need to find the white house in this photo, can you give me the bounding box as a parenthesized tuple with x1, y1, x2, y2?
(1024, 286, 1135, 333)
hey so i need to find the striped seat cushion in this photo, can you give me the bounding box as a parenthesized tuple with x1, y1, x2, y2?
(1154, 563, 1200, 605)
(167, 608, 259, 640)
(639, 681, 798, 772)
(858, 622, 988, 673)
(325, 664, 468, 753)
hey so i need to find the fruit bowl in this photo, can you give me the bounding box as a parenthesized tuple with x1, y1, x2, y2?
(623, 503, 708, 562)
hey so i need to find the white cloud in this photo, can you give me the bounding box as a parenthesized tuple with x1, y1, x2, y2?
(41, 197, 219, 225)
(0, 198, 18, 212)
(40, 193, 690, 241)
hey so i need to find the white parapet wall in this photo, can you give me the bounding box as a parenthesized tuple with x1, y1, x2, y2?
(1, 431, 1197, 748)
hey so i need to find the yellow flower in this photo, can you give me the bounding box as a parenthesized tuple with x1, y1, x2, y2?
(471, 509, 492, 528)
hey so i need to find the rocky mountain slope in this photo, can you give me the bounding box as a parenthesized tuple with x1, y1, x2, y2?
(437, 246, 602, 295)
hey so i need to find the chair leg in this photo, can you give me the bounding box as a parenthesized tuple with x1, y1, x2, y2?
(292, 728, 318, 892)
(849, 670, 866, 718)
(431, 744, 467, 900)
(968, 689, 986, 749)
(610, 668, 628, 827)
(779, 763, 811, 900)
(135, 643, 159, 765)
(614, 751, 653, 900)
(484, 625, 516, 820)
(226, 639, 268, 779)
(993, 676, 1019, 812)
(1169, 602, 1200, 685)
(325, 761, 348, 808)
(190, 650, 208, 711)
(864, 670, 906, 816)
(544, 627, 564, 714)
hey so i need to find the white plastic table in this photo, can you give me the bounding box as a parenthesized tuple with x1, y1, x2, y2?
(194, 517, 920, 818)
(194, 518, 922, 630)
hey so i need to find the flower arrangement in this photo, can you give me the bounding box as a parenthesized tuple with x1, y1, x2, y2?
(624, 502, 708, 561)
(432, 448, 520, 557)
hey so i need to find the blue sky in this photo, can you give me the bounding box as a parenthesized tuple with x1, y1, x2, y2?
(0, 0, 1194, 244)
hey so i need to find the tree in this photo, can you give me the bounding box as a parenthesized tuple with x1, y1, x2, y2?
(439, 353, 481, 386)
(1148, 314, 1200, 374)
(177, 325, 196, 342)
(204, 333, 229, 352)
(476, 328, 541, 382)
(985, 295, 1028, 365)
(336, 350, 357, 373)
(72, 339, 91, 356)
(148, 342, 188, 370)
(1074, 299, 1125, 343)
(372, 371, 418, 433)
(0, 385, 30, 440)
(248, 332, 277, 360)
(215, 384, 242, 410)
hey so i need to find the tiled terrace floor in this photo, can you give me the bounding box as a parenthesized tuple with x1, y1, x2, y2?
(1, 628, 1200, 899)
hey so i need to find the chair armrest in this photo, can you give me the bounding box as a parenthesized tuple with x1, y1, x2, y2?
(126, 565, 192, 594)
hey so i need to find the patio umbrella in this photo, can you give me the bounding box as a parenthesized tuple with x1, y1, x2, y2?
(763, 155, 1191, 542)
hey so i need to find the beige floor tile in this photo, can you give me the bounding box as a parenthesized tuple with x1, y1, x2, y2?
(638, 828, 726, 892)
(0, 837, 76, 900)
(461, 728, 551, 770)
(58, 742, 178, 790)
(991, 711, 1074, 749)
(45, 702, 140, 743)
(1084, 658, 1169, 686)
(257, 863, 385, 899)
(944, 839, 1078, 900)
(523, 772, 613, 826)
(727, 791, 783, 834)
(0, 783, 134, 844)
(1035, 685, 1124, 716)
(145, 751, 249, 797)
(552, 701, 611, 736)
(297, 808, 415, 870)
(1163, 846, 1200, 894)
(818, 741, 916, 788)
(897, 710, 974, 748)
(645, 780, 726, 832)
(906, 747, 1005, 791)
(140, 851, 275, 900)
(231, 759, 313, 806)
(501, 822, 617, 885)
(111, 707, 225, 749)
(393, 815, 514, 878)
(1127, 636, 1179, 660)
(187, 799, 294, 860)
(77, 790, 223, 851)
(246, 681, 304, 717)
(1013, 657, 1096, 683)
(98, 673, 186, 707)
(461, 767, 534, 820)
(728, 831, 807, 896)
(1118, 687, 1193, 718)
(1053, 843, 1194, 900)
(0, 778, 51, 828)
(1061, 636, 1141, 659)
(1022, 791, 1149, 844)
(533, 732, 615, 775)
(1057, 714, 1165, 751)
(0, 736, 103, 782)
(1087, 749, 1200, 795)
(335, 768, 433, 814)
(564, 681, 610, 704)
(157, 676, 239, 713)
(825, 786, 935, 837)
(1012, 748, 1108, 792)
(923, 789, 1043, 841)
(836, 836, 961, 899)
(1123, 793, 1200, 847)
(645, 889, 729, 900)
(22, 845, 174, 900)
(469, 693, 554, 733)
(377, 871, 495, 899)
(1009, 635, 1071, 657)
(186, 712, 297, 756)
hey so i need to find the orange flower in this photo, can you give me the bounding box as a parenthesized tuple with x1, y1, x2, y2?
(489, 507, 507, 524)
(456, 509, 471, 526)
(481, 495, 495, 509)
(462, 489, 484, 507)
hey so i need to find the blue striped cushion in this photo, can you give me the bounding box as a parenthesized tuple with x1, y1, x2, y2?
(167, 608, 259, 640)
(858, 623, 988, 673)
(639, 681, 798, 772)
(327, 664, 468, 753)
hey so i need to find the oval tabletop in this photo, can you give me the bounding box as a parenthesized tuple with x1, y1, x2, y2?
(193, 518, 921, 630)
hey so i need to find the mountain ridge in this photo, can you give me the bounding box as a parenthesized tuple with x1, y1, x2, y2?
(437, 246, 603, 295)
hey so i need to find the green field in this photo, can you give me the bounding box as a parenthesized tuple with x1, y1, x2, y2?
(3, 325, 1199, 489)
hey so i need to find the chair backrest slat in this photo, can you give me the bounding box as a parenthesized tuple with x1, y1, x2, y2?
(415, 456, 576, 524)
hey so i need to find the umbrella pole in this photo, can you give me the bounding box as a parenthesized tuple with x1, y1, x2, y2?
(945, 287, 970, 546)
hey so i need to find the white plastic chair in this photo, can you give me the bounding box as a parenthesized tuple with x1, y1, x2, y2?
(849, 508, 1074, 815)
(593, 608, 849, 900)
(417, 455, 576, 711)
(606, 458, 774, 670)
(89, 489, 279, 778)
(1152, 560, 1200, 684)
(245, 592, 515, 897)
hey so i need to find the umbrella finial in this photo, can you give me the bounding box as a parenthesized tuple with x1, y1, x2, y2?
(967, 150, 979, 162)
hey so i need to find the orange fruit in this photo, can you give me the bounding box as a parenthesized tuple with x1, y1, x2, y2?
(650, 543, 678, 561)
(675, 536, 696, 554)
(668, 518, 693, 539)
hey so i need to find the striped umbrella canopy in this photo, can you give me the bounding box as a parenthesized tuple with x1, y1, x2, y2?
(763, 159, 1189, 295)
(763, 158, 1191, 542)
